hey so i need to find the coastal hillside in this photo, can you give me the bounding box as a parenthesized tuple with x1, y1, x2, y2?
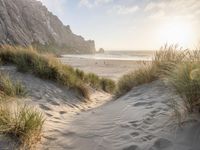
(0, 0, 95, 54)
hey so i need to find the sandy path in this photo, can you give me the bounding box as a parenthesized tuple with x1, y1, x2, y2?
(44, 81, 200, 150)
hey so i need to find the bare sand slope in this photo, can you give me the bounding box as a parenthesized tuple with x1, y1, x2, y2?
(0, 66, 111, 149)
(47, 81, 200, 150)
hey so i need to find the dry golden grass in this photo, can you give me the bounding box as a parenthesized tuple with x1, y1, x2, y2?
(116, 62, 157, 97)
(0, 103, 44, 149)
(0, 72, 27, 99)
(116, 44, 200, 115)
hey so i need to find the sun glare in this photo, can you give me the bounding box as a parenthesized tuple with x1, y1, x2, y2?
(159, 20, 194, 47)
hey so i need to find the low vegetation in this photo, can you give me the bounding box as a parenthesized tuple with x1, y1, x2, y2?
(0, 70, 44, 149)
(116, 63, 157, 97)
(0, 45, 116, 99)
(0, 72, 27, 98)
(0, 45, 117, 148)
(116, 45, 189, 97)
(0, 104, 44, 149)
(116, 44, 200, 116)
(167, 62, 200, 113)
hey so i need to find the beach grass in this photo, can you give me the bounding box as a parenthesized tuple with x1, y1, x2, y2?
(0, 104, 44, 149)
(116, 44, 200, 114)
(166, 62, 200, 112)
(0, 45, 116, 98)
(116, 63, 157, 97)
(116, 45, 188, 96)
(0, 72, 27, 98)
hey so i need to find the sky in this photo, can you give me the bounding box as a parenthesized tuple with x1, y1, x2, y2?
(38, 0, 200, 50)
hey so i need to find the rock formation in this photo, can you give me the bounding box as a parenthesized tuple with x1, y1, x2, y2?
(0, 0, 95, 54)
(97, 48, 105, 53)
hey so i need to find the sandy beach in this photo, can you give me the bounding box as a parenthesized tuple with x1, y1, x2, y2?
(60, 57, 146, 81)
(0, 0, 199, 149)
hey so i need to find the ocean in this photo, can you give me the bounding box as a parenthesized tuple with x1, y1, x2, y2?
(62, 50, 155, 61)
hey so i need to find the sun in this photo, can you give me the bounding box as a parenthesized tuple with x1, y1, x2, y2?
(159, 20, 194, 47)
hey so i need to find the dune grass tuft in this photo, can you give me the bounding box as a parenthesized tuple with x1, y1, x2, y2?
(0, 45, 116, 99)
(0, 72, 27, 98)
(100, 78, 116, 93)
(75, 83, 90, 100)
(166, 62, 200, 112)
(0, 104, 44, 149)
(116, 63, 157, 97)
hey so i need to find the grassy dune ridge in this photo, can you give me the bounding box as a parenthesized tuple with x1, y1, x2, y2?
(117, 45, 200, 114)
(0, 45, 116, 148)
(0, 45, 116, 99)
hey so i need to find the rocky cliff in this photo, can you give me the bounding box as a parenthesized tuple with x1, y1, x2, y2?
(0, 0, 96, 54)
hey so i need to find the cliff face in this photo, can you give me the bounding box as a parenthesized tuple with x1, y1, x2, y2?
(0, 0, 96, 54)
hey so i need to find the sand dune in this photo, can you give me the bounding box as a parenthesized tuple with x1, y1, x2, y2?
(1, 65, 200, 150)
(40, 80, 200, 150)
(0, 66, 111, 149)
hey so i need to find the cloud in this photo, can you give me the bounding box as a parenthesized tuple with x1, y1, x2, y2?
(79, 0, 113, 8)
(109, 5, 139, 15)
(149, 10, 165, 19)
(144, 0, 200, 20)
(144, 2, 165, 12)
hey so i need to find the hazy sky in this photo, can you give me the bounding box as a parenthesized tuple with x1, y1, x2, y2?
(38, 0, 200, 50)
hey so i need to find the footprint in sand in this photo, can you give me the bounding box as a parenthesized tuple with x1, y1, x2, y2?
(61, 131, 76, 136)
(141, 135, 156, 142)
(59, 111, 67, 114)
(129, 121, 140, 128)
(39, 104, 52, 111)
(149, 138, 173, 150)
(45, 113, 53, 117)
(43, 136, 57, 141)
(133, 102, 147, 107)
(133, 101, 156, 107)
(130, 132, 140, 137)
(123, 145, 140, 150)
(49, 100, 60, 106)
(53, 117, 61, 120)
(129, 92, 142, 97)
(143, 117, 155, 125)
